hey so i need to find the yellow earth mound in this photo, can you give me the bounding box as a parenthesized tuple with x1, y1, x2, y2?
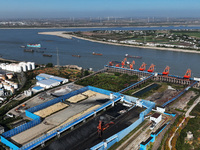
(82, 90, 98, 97)
(67, 94, 87, 103)
(34, 102, 68, 118)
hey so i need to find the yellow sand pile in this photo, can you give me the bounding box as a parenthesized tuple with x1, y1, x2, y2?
(67, 94, 87, 103)
(34, 102, 68, 118)
(47, 105, 100, 133)
(82, 90, 98, 97)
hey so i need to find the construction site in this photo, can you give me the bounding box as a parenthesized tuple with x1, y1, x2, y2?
(0, 57, 200, 150)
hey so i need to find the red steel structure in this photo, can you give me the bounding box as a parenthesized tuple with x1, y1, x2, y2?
(129, 60, 135, 70)
(121, 58, 127, 68)
(184, 69, 191, 79)
(162, 66, 170, 75)
(139, 62, 147, 71)
(147, 64, 155, 72)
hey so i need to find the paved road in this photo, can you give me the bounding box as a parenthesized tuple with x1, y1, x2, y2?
(185, 96, 200, 118)
(168, 96, 200, 150)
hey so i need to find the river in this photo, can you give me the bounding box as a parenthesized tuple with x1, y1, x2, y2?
(0, 26, 200, 77)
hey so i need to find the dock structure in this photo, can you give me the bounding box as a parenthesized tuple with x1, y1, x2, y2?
(105, 65, 200, 88)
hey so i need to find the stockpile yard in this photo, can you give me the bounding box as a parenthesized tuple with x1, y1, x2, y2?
(43, 103, 145, 150)
(10, 89, 110, 146)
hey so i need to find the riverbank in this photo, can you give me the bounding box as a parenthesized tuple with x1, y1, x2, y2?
(38, 31, 200, 54)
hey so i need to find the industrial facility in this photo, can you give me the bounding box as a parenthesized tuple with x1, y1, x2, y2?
(0, 58, 199, 150)
(32, 73, 69, 92)
(0, 62, 35, 72)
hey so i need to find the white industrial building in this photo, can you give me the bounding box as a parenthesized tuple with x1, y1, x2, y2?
(36, 79, 60, 89)
(36, 73, 68, 84)
(0, 62, 35, 72)
(156, 107, 165, 113)
(150, 113, 162, 124)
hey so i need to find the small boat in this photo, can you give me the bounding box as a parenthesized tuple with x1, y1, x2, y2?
(20, 46, 26, 48)
(36, 50, 44, 53)
(125, 54, 142, 59)
(43, 54, 52, 57)
(92, 52, 103, 56)
(72, 55, 81, 58)
(27, 44, 41, 48)
(24, 49, 34, 52)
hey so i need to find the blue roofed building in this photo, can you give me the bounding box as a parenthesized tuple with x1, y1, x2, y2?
(32, 86, 44, 93)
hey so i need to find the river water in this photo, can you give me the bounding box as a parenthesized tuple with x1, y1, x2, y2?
(0, 26, 200, 77)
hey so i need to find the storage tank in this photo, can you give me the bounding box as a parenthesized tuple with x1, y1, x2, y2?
(19, 62, 27, 72)
(1, 63, 6, 70)
(30, 62, 35, 70)
(27, 62, 32, 70)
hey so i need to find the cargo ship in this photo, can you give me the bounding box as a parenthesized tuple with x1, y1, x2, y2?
(27, 44, 41, 48)
(24, 49, 34, 52)
(125, 54, 142, 59)
(72, 55, 81, 58)
(43, 54, 52, 57)
(92, 52, 103, 56)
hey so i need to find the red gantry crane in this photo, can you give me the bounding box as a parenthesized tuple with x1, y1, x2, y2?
(116, 64, 120, 67)
(121, 58, 127, 68)
(109, 61, 113, 66)
(129, 60, 135, 70)
(139, 62, 147, 71)
(184, 69, 191, 79)
(162, 66, 170, 75)
(147, 64, 155, 72)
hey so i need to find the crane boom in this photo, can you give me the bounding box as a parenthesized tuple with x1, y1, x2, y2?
(184, 69, 191, 79)
(139, 62, 147, 71)
(147, 64, 155, 72)
(129, 60, 135, 70)
(162, 66, 170, 75)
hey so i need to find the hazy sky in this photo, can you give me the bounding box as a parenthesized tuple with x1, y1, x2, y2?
(0, 0, 200, 18)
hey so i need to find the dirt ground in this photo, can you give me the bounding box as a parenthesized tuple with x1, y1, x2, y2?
(170, 91, 196, 110)
(146, 89, 178, 105)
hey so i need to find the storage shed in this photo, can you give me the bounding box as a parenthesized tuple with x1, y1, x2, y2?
(36, 79, 60, 89)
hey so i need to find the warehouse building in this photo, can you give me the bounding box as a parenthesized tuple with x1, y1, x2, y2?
(32, 86, 44, 93)
(36, 79, 60, 89)
(36, 73, 68, 84)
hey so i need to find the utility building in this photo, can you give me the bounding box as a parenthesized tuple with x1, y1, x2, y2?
(150, 113, 162, 124)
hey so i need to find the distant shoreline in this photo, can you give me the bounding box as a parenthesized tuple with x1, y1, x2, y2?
(2, 25, 200, 30)
(38, 31, 200, 54)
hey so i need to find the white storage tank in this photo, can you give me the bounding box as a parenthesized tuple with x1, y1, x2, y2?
(30, 62, 35, 70)
(27, 62, 32, 70)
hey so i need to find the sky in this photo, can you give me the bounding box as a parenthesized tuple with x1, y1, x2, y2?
(0, 0, 200, 19)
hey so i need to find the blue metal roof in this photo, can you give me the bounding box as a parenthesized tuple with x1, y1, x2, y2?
(32, 86, 44, 90)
